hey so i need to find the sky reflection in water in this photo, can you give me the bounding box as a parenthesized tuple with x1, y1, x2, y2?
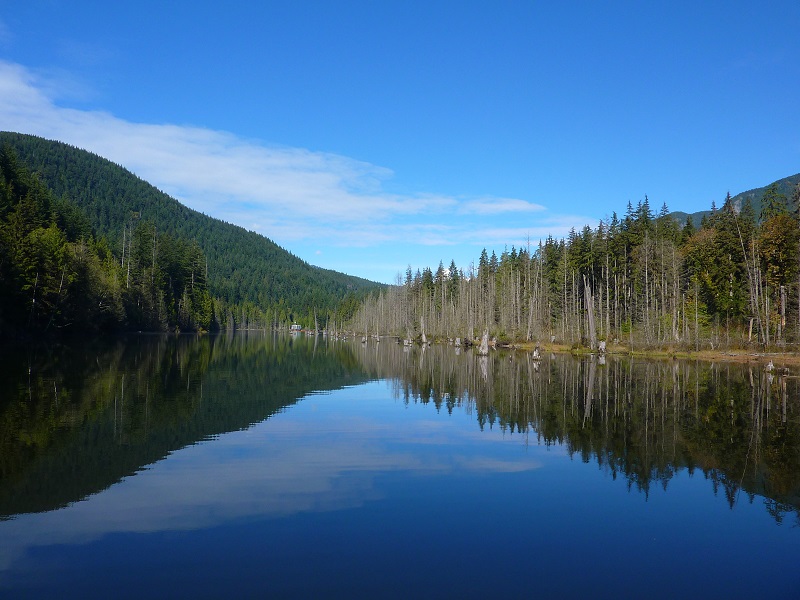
(1, 338, 800, 598)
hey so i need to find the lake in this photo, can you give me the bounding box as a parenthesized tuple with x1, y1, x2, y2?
(1, 333, 799, 598)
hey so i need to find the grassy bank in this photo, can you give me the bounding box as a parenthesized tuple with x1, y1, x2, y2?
(507, 340, 800, 368)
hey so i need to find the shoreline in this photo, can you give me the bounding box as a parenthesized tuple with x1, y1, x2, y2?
(508, 341, 800, 368)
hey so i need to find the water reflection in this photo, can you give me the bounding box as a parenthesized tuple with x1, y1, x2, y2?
(0, 332, 370, 518)
(2, 335, 800, 597)
(1, 334, 799, 526)
(357, 342, 800, 524)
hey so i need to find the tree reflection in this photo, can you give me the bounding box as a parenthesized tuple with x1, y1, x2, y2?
(353, 341, 800, 524)
(1, 335, 799, 525)
(0, 333, 369, 517)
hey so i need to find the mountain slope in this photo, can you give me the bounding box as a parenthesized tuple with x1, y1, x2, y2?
(671, 172, 800, 227)
(0, 132, 380, 322)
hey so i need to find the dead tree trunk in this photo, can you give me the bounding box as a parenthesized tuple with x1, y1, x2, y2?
(584, 274, 597, 350)
(478, 328, 489, 356)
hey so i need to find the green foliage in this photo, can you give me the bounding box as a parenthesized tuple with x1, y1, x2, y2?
(684, 201, 750, 317)
(357, 182, 800, 347)
(0, 143, 216, 335)
(0, 132, 382, 331)
(760, 182, 788, 222)
(759, 213, 800, 290)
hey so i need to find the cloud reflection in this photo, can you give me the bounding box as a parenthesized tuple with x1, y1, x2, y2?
(0, 382, 543, 573)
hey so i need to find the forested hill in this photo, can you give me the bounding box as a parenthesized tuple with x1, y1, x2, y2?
(0, 131, 380, 326)
(670, 172, 800, 227)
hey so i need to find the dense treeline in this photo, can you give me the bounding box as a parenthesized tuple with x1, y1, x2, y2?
(0, 132, 380, 330)
(353, 181, 800, 350)
(0, 146, 214, 335)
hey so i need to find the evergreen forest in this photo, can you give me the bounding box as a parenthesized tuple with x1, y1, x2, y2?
(4, 130, 800, 351)
(0, 132, 381, 337)
(352, 180, 800, 351)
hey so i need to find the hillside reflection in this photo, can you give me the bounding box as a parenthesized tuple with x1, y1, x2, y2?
(1, 334, 799, 525)
(0, 333, 369, 517)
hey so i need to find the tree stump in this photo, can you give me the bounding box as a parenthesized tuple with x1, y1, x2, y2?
(478, 329, 489, 356)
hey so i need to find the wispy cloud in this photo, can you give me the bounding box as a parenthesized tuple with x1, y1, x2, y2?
(460, 197, 546, 215)
(0, 59, 596, 280)
(0, 61, 462, 231)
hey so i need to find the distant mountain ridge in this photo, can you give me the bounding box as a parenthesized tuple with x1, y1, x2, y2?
(670, 172, 800, 227)
(0, 131, 381, 324)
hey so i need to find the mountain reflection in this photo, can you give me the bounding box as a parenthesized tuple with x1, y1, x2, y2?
(0, 333, 370, 518)
(1, 334, 799, 525)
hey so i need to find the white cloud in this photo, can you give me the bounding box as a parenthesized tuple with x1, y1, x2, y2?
(0, 61, 461, 234)
(0, 59, 596, 279)
(460, 197, 546, 215)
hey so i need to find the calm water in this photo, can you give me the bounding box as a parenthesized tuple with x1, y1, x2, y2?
(1, 333, 799, 598)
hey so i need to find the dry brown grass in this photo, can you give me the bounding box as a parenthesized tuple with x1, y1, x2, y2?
(510, 340, 800, 368)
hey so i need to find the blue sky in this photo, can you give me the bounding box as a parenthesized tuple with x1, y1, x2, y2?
(1, 1, 799, 283)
